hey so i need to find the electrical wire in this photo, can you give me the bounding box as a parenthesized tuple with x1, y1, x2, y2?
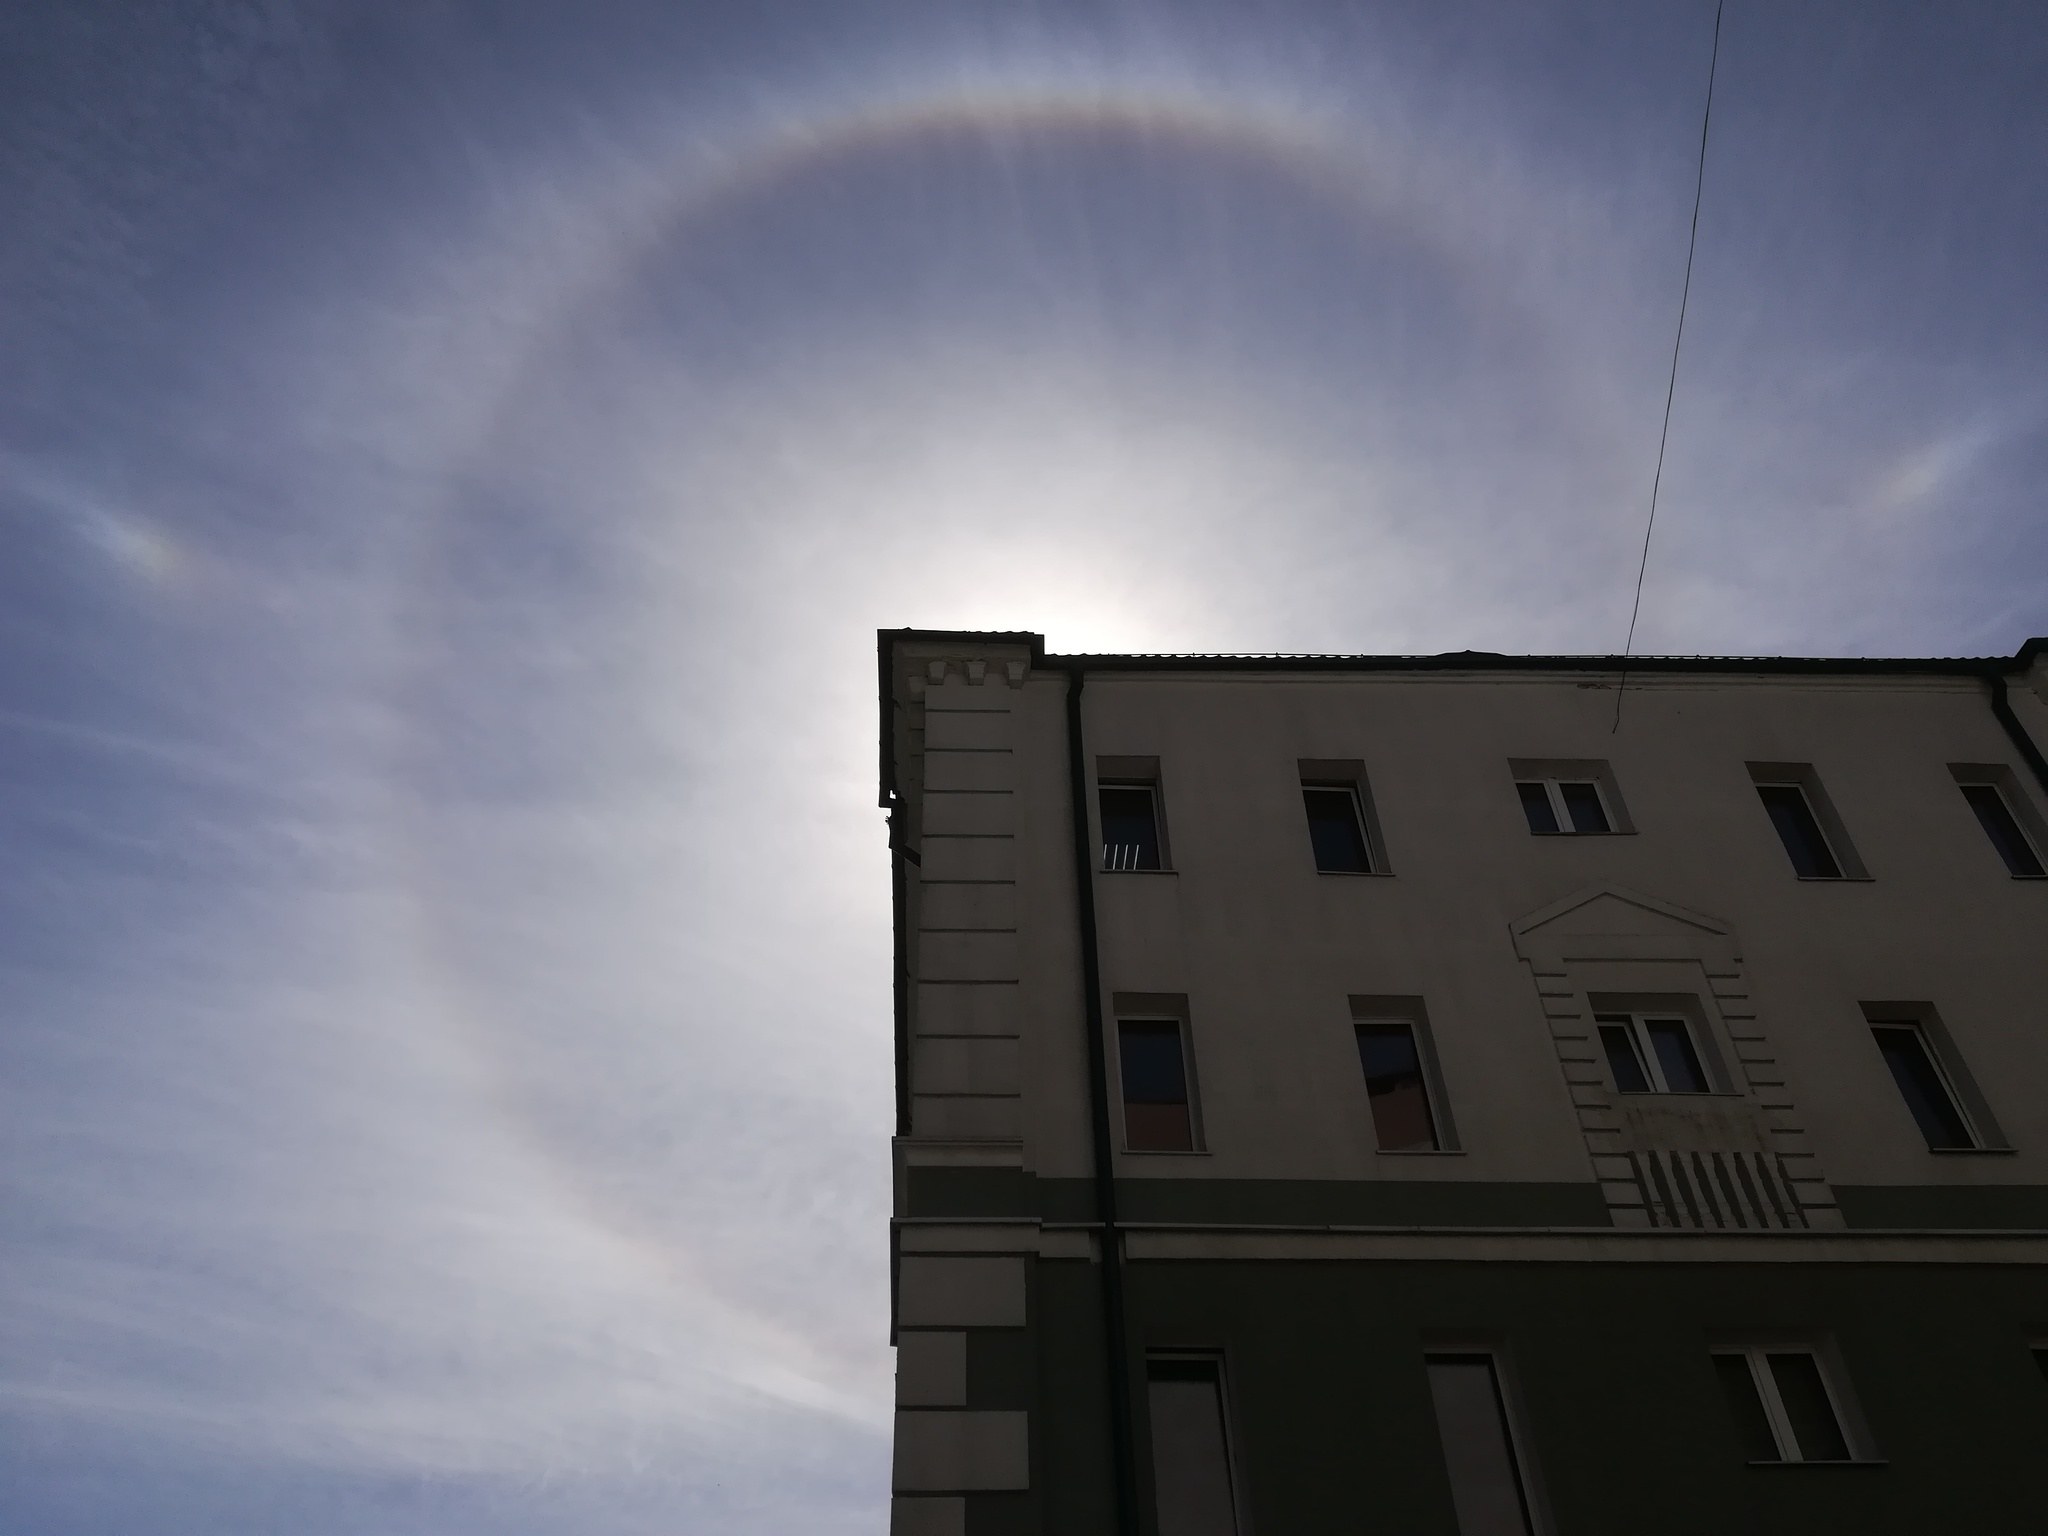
(1614, 0, 1724, 732)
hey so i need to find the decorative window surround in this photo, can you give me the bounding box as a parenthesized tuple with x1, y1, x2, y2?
(1511, 884, 1841, 1231)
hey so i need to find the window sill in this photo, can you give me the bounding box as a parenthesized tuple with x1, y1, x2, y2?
(1793, 874, 1875, 882)
(1316, 869, 1393, 878)
(1120, 1148, 1210, 1157)
(1926, 1145, 2018, 1155)
(1377, 1148, 1466, 1156)
(1747, 1460, 1888, 1469)
(1101, 867, 1177, 876)
(1527, 830, 1635, 837)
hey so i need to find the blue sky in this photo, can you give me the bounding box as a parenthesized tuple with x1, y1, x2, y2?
(2, 3, 2045, 1531)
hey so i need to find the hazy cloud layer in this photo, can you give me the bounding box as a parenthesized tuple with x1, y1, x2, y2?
(2, 2, 2044, 1530)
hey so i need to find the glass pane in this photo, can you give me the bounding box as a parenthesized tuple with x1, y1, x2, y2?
(1426, 1356, 1535, 1536)
(1121, 1022, 1193, 1151)
(1645, 1019, 1709, 1093)
(1558, 781, 1610, 833)
(1756, 785, 1842, 878)
(1148, 1358, 1240, 1536)
(1356, 1023, 1438, 1151)
(1766, 1353, 1850, 1462)
(1516, 782, 1559, 834)
(1100, 785, 1162, 870)
(1962, 784, 2046, 878)
(1303, 786, 1372, 872)
(1712, 1354, 1782, 1461)
(1872, 1025, 1973, 1149)
(1598, 1023, 1652, 1094)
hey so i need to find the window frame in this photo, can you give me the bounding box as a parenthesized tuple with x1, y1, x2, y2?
(1422, 1348, 1545, 1535)
(1143, 1351, 1250, 1536)
(1114, 1011, 1204, 1155)
(1298, 758, 1392, 875)
(1747, 762, 1869, 879)
(1348, 995, 1460, 1153)
(1301, 780, 1377, 874)
(1516, 776, 1614, 835)
(1507, 758, 1633, 837)
(1949, 765, 2048, 880)
(1097, 760, 1169, 872)
(1859, 1001, 2008, 1152)
(1710, 1346, 1870, 1465)
(1595, 1011, 1714, 1096)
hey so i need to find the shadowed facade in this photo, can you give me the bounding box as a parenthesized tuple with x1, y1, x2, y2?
(881, 629, 2048, 1536)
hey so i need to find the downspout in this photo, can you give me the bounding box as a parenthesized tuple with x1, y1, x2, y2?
(889, 804, 912, 1137)
(1064, 665, 1142, 1536)
(1983, 660, 2048, 798)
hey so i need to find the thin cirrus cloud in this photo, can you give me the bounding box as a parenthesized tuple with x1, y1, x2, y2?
(2, 3, 2045, 1533)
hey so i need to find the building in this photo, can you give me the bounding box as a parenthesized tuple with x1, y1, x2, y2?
(877, 629, 2048, 1536)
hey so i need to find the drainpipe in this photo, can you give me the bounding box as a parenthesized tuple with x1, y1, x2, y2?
(1982, 648, 2048, 797)
(1064, 665, 1142, 1536)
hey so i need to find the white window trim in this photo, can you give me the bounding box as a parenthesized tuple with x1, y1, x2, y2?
(1596, 1012, 1710, 1095)
(1960, 779, 2048, 876)
(1871, 1019, 1983, 1150)
(1717, 1348, 1859, 1464)
(1303, 780, 1378, 873)
(1099, 781, 1166, 872)
(1519, 776, 1614, 835)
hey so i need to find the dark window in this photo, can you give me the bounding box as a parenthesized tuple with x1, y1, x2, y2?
(1516, 781, 1560, 834)
(1598, 1014, 1708, 1094)
(1120, 1020, 1193, 1151)
(1756, 784, 1842, 878)
(1557, 781, 1610, 833)
(1599, 1024, 1652, 1094)
(1356, 1023, 1439, 1150)
(1101, 784, 1162, 870)
(1518, 778, 1611, 834)
(1713, 1354, 1780, 1461)
(1871, 1024, 1974, 1149)
(1426, 1354, 1535, 1536)
(1712, 1350, 1854, 1463)
(1303, 784, 1373, 872)
(1147, 1356, 1240, 1536)
(1767, 1353, 1850, 1462)
(2032, 1347, 2048, 1387)
(1961, 784, 2046, 878)
(1645, 1019, 1708, 1094)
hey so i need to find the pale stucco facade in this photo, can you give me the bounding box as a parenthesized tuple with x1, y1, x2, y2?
(881, 630, 2048, 1536)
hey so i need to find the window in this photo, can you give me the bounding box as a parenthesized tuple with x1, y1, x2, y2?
(1508, 759, 1631, 836)
(1147, 1355, 1242, 1536)
(1958, 782, 2047, 878)
(1299, 759, 1390, 873)
(1597, 1013, 1710, 1094)
(1426, 1354, 1536, 1536)
(1516, 778, 1609, 834)
(1748, 763, 1866, 879)
(1120, 1019, 1196, 1151)
(1870, 1022, 1975, 1149)
(1349, 996, 1458, 1152)
(1356, 1022, 1440, 1150)
(1304, 783, 1374, 871)
(1100, 783, 1163, 870)
(1711, 1349, 1857, 1463)
(1755, 784, 1839, 877)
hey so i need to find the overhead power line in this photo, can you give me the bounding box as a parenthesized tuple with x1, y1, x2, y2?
(1614, 0, 1725, 732)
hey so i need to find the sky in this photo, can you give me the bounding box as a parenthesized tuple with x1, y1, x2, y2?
(2, 2, 2045, 1531)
